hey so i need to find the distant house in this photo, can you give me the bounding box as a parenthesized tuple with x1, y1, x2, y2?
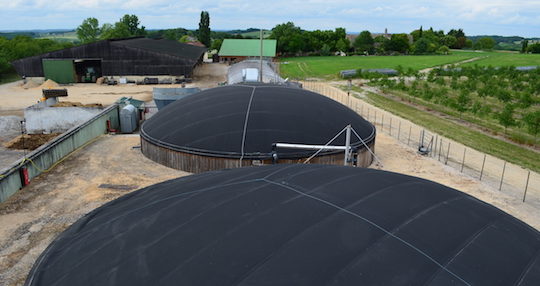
(218, 39, 277, 63)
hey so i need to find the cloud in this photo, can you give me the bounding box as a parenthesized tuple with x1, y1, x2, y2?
(0, 0, 538, 36)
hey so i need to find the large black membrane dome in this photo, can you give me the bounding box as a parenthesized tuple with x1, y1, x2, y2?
(26, 165, 540, 286)
(140, 83, 376, 172)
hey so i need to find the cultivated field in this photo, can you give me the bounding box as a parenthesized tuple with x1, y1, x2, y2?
(280, 51, 540, 79)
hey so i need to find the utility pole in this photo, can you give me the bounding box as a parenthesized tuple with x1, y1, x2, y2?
(260, 28, 263, 82)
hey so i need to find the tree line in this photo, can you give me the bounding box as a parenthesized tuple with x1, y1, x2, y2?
(0, 37, 73, 80)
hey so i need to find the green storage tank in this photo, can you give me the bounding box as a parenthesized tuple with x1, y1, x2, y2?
(42, 59, 76, 84)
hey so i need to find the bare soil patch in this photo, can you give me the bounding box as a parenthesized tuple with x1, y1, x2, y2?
(51, 101, 103, 108)
(4, 134, 60, 150)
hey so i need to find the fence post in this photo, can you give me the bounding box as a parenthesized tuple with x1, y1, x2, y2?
(522, 171, 531, 202)
(407, 126, 412, 145)
(397, 121, 401, 141)
(389, 117, 393, 136)
(460, 148, 467, 172)
(367, 108, 370, 121)
(479, 154, 486, 180)
(374, 110, 377, 126)
(445, 142, 451, 165)
(437, 137, 442, 162)
(499, 161, 507, 191)
(382, 114, 384, 131)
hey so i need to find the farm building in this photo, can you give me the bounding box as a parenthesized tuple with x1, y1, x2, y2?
(218, 39, 277, 63)
(11, 37, 207, 84)
(140, 83, 376, 173)
(24, 164, 540, 286)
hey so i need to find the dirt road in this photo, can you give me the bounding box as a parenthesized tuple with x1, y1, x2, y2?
(0, 63, 228, 112)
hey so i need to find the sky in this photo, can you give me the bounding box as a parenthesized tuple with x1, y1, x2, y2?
(1, 0, 540, 37)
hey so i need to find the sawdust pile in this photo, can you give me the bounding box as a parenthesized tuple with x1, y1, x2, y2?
(39, 79, 60, 89)
(21, 81, 40, 89)
(4, 133, 61, 150)
(52, 101, 103, 108)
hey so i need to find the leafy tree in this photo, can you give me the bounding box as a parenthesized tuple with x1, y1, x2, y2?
(270, 22, 302, 54)
(528, 43, 540, 54)
(210, 38, 223, 50)
(498, 104, 516, 133)
(412, 38, 432, 54)
(437, 45, 450, 55)
(447, 29, 467, 49)
(476, 37, 496, 50)
(523, 111, 540, 139)
(440, 35, 457, 48)
(320, 44, 331, 56)
(100, 22, 131, 39)
(198, 11, 211, 47)
(521, 40, 528, 53)
(456, 90, 471, 116)
(76, 17, 100, 44)
(353, 31, 374, 54)
(385, 34, 410, 53)
(120, 14, 146, 36)
(335, 38, 348, 52)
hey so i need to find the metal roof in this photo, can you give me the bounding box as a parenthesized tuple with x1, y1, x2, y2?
(218, 39, 277, 57)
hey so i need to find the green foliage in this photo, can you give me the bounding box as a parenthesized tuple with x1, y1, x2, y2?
(100, 22, 131, 39)
(353, 31, 374, 54)
(475, 37, 496, 50)
(120, 14, 146, 36)
(198, 11, 211, 47)
(528, 43, 540, 54)
(375, 63, 540, 143)
(100, 15, 146, 40)
(437, 45, 450, 55)
(179, 35, 190, 43)
(76, 17, 100, 44)
(498, 104, 516, 132)
(211, 38, 223, 50)
(523, 111, 540, 137)
(521, 40, 529, 53)
(335, 38, 349, 52)
(270, 22, 349, 55)
(0, 35, 73, 79)
(385, 34, 410, 53)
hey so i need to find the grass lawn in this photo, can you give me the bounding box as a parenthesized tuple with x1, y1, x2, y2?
(280, 53, 478, 79)
(458, 51, 540, 67)
(354, 87, 540, 172)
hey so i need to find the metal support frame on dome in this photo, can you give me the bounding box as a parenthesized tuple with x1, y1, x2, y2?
(273, 125, 355, 166)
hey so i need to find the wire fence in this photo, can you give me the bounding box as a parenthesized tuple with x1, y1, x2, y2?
(302, 81, 540, 204)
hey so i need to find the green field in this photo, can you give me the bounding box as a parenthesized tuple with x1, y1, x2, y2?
(280, 51, 540, 79)
(241, 30, 271, 38)
(459, 51, 540, 67)
(38, 31, 79, 43)
(280, 53, 479, 79)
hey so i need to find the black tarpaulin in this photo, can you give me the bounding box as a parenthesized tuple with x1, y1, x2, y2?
(140, 84, 376, 159)
(26, 165, 540, 286)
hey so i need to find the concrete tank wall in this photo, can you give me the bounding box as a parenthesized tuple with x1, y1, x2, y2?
(25, 106, 105, 134)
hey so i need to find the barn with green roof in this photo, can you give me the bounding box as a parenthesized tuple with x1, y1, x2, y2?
(218, 39, 277, 63)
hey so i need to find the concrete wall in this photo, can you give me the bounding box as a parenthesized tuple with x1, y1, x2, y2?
(0, 105, 119, 202)
(25, 106, 104, 134)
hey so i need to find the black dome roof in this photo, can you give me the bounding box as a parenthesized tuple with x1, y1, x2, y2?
(26, 165, 540, 286)
(141, 84, 375, 159)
